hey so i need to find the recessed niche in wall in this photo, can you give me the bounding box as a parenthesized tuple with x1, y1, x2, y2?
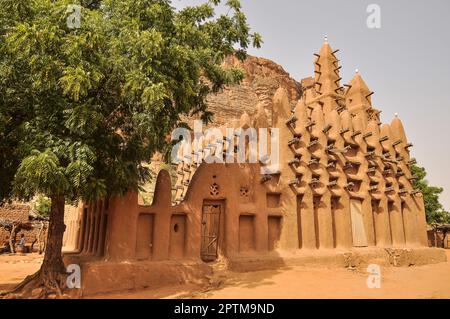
(239, 215, 255, 252)
(98, 214, 108, 257)
(313, 195, 321, 249)
(331, 196, 340, 248)
(135, 214, 155, 261)
(267, 193, 281, 208)
(296, 195, 303, 249)
(268, 216, 282, 251)
(169, 214, 186, 259)
(80, 208, 89, 251)
(401, 202, 408, 226)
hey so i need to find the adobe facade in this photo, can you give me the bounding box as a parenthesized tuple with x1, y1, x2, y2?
(62, 41, 435, 294)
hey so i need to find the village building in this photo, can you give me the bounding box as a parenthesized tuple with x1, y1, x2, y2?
(61, 40, 445, 295)
(0, 203, 32, 245)
(0, 203, 48, 253)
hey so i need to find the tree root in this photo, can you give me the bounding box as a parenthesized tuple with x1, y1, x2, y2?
(0, 269, 71, 299)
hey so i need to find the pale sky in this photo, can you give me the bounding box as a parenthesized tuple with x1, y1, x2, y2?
(174, 0, 450, 211)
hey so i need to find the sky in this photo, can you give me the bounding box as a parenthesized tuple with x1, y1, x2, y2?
(173, 0, 450, 211)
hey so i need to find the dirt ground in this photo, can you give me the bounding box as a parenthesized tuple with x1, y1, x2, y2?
(1, 251, 449, 299)
(0, 253, 43, 294)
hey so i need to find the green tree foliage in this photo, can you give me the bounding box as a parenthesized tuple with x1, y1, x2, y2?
(411, 164, 450, 224)
(34, 195, 51, 218)
(0, 0, 261, 295)
(1, 0, 261, 204)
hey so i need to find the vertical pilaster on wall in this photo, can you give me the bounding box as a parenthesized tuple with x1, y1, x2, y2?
(414, 194, 429, 246)
(273, 87, 300, 250)
(365, 120, 393, 247)
(291, 99, 317, 249)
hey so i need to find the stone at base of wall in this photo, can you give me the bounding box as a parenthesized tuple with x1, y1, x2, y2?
(228, 248, 448, 272)
(76, 260, 213, 296)
(72, 248, 447, 297)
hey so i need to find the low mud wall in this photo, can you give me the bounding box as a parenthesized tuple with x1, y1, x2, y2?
(69, 248, 447, 296)
(228, 248, 447, 272)
(75, 260, 212, 296)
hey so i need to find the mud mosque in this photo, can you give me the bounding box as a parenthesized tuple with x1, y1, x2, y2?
(61, 40, 438, 295)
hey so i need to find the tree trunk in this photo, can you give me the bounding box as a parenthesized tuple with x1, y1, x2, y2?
(41, 195, 66, 274)
(2, 195, 68, 299)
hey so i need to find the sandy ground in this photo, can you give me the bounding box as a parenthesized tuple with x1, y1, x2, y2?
(1, 251, 449, 299)
(0, 253, 43, 294)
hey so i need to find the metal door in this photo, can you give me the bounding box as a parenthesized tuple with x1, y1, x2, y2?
(200, 204, 221, 262)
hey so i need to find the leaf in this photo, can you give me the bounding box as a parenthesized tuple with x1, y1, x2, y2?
(13, 149, 69, 198)
(58, 66, 103, 102)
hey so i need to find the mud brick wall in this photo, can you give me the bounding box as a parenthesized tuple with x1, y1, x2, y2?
(0, 204, 38, 246)
(428, 230, 449, 248)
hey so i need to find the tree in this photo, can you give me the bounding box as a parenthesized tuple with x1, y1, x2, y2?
(0, 0, 261, 298)
(34, 195, 52, 218)
(411, 164, 450, 224)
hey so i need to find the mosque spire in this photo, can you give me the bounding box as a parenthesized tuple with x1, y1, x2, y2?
(345, 70, 373, 107)
(313, 36, 343, 96)
(345, 70, 377, 126)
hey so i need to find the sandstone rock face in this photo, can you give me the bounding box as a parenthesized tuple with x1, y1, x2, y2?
(202, 55, 302, 127)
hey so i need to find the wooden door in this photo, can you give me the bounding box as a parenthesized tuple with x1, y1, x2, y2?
(201, 204, 221, 262)
(350, 199, 368, 247)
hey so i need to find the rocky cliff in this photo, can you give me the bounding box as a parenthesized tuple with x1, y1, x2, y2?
(201, 54, 302, 127)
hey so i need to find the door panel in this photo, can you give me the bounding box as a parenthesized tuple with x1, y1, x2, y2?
(350, 199, 368, 247)
(201, 205, 221, 262)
